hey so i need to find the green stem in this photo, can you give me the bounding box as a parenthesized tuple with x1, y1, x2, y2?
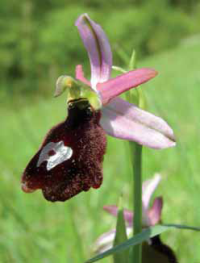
(130, 142, 143, 263)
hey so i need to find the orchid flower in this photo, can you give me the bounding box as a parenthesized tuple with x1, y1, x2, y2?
(21, 14, 175, 202)
(94, 175, 177, 262)
(56, 13, 175, 150)
(94, 174, 162, 253)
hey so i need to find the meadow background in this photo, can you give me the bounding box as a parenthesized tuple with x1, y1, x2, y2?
(1, 0, 200, 262)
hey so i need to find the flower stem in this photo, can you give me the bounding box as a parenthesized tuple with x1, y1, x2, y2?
(130, 142, 143, 263)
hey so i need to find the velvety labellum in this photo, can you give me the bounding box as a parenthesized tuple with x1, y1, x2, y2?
(21, 99, 107, 202)
(142, 235, 178, 263)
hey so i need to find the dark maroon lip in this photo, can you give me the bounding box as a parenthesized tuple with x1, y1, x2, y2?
(21, 182, 36, 193)
(21, 101, 107, 202)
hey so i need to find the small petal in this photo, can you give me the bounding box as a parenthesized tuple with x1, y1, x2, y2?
(94, 229, 116, 254)
(141, 174, 161, 226)
(94, 227, 132, 254)
(97, 69, 158, 105)
(75, 65, 91, 86)
(100, 97, 176, 149)
(142, 174, 161, 209)
(103, 205, 133, 226)
(75, 14, 112, 89)
(148, 197, 163, 226)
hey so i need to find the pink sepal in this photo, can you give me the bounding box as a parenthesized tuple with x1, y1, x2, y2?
(100, 97, 176, 149)
(75, 14, 112, 88)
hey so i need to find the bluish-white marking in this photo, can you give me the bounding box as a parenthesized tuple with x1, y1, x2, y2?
(37, 141, 73, 171)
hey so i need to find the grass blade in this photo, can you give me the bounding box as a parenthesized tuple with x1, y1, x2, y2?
(86, 224, 200, 263)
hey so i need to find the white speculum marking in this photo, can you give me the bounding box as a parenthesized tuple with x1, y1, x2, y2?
(37, 141, 73, 171)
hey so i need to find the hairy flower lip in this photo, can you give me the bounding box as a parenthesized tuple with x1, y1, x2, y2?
(21, 182, 36, 193)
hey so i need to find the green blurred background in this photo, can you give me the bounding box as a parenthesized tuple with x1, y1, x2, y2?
(1, 0, 200, 262)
